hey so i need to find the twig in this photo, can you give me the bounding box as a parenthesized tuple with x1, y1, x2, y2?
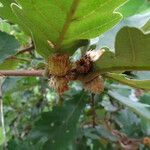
(16, 45, 34, 56)
(0, 70, 44, 77)
(91, 93, 96, 128)
(0, 77, 7, 149)
(8, 56, 31, 63)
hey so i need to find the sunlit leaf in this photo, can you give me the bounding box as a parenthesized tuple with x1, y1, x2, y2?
(0, 0, 17, 22)
(3, 0, 128, 58)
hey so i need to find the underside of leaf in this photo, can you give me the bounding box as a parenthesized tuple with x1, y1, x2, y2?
(105, 73, 150, 90)
(0, 0, 127, 59)
(95, 27, 150, 73)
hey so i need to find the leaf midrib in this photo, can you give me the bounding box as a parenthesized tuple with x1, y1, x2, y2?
(127, 28, 136, 62)
(96, 66, 150, 73)
(105, 73, 150, 90)
(56, 0, 80, 50)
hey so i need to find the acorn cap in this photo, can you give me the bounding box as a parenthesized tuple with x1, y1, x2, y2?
(78, 72, 104, 94)
(49, 76, 69, 94)
(83, 75, 104, 94)
(76, 55, 92, 74)
(48, 54, 71, 76)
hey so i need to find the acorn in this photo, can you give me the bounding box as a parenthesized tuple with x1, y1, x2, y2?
(143, 137, 150, 147)
(76, 55, 92, 74)
(84, 76, 104, 94)
(49, 76, 69, 94)
(47, 54, 71, 76)
(78, 72, 104, 94)
(75, 49, 105, 75)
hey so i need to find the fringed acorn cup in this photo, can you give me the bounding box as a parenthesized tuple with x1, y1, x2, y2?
(46, 49, 105, 95)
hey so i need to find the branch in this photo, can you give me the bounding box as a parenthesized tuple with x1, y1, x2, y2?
(9, 56, 31, 63)
(91, 93, 96, 128)
(0, 78, 7, 149)
(0, 70, 44, 77)
(16, 44, 34, 56)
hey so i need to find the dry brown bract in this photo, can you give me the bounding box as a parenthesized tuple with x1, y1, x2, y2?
(78, 72, 104, 94)
(47, 49, 105, 94)
(47, 54, 71, 76)
(49, 76, 69, 94)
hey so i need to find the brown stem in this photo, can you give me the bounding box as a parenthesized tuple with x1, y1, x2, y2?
(16, 45, 34, 56)
(0, 70, 44, 77)
(91, 93, 96, 128)
(9, 56, 31, 63)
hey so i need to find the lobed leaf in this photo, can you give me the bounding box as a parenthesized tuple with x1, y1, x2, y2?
(2, 0, 128, 59)
(95, 27, 150, 73)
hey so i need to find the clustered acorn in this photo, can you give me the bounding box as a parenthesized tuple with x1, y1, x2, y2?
(46, 50, 105, 95)
(143, 137, 150, 147)
(78, 72, 104, 94)
(76, 55, 92, 74)
(47, 54, 71, 94)
(47, 54, 71, 76)
(49, 76, 69, 94)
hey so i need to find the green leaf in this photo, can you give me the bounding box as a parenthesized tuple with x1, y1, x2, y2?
(118, 0, 150, 17)
(84, 126, 118, 142)
(95, 126, 118, 142)
(95, 27, 150, 73)
(0, 0, 30, 35)
(92, 140, 106, 150)
(0, 57, 23, 70)
(109, 90, 150, 121)
(7, 140, 43, 150)
(114, 109, 141, 137)
(0, 127, 4, 145)
(0, 0, 17, 22)
(105, 73, 150, 90)
(99, 14, 150, 50)
(140, 94, 150, 105)
(142, 19, 150, 33)
(29, 91, 88, 150)
(9, 0, 127, 59)
(140, 94, 150, 135)
(0, 21, 30, 45)
(75, 137, 90, 150)
(141, 117, 150, 136)
(2, 76, 38, 94)
(0, 31, 20, 63)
